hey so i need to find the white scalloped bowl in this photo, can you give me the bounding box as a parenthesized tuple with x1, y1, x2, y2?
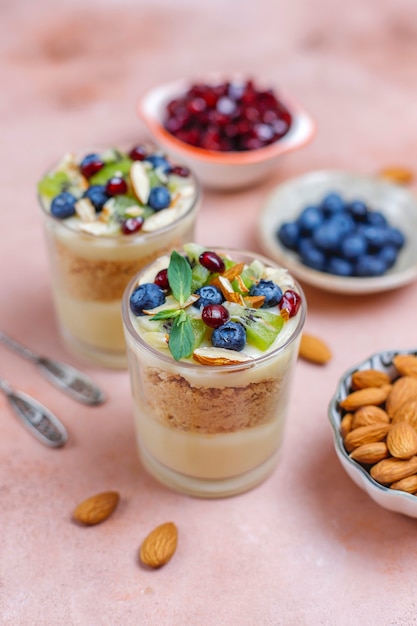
(137, 76, 316, 190)
(328, 349, 417, 518)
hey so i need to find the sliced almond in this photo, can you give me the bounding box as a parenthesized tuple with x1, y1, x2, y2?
(130, 160, 150, 204)
(234, 275, 249, 294)
(243, 295, 265, 308)
(216, 275, 245, 304)
(75, 197, 96, 222)
(143, 293, 199, 315)
(351, 369, 391, 390)
(222, 263, 245, 281)
(192, 347, 254, 366)
(141, 207, 183, 232)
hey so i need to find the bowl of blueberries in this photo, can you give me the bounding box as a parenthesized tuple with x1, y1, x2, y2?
(258, 169, 417, 294)
(138, 75, 316, 190)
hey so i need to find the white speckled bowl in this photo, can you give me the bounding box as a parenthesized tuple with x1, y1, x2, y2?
(328, 349, 417, 518)
(137, 76, 316, 190)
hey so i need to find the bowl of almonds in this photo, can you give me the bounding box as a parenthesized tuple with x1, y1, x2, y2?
(329, 349, 417, 517)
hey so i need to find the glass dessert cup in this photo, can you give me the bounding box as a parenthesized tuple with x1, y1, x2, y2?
(122, 248, 306, 497)
(39, 161, 201, 369)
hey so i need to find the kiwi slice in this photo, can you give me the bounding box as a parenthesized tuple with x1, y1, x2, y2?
(226, 303, 284, 351)
(190, 318, 206, 349)
(191, 264, 211, 292)
(89, 155, 132, 185)
(183, 242, 206, 263)
(38, 171, 82, 200)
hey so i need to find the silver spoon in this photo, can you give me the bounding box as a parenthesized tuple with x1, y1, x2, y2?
(0, 375, 68, 448)
(0, 332, 106, 406)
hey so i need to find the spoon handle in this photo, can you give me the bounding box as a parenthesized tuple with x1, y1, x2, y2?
(0, 376, 68, 448)
(0, 332, 105, 406)
(0, 331, 38, 362)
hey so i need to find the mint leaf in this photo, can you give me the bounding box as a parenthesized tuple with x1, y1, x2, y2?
(168, 251, 192, 306)
(168, 314, 195, 361)
(151, 308, 181, 321)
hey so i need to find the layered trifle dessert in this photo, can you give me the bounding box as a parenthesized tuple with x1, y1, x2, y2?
(38, 145, 201, 368)
(122, 244, 306, 497)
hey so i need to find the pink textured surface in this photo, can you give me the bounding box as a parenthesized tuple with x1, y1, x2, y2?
(2, 1, 417, 624)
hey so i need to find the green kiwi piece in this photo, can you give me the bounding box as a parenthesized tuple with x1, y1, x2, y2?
(191, 264, 211, 292)
(183, 242, 206, 263)
(226, 303, 284, 351)
(38, 171, 81, 199)
(190, 318, 206, 349)
(89, 156, 132, 185)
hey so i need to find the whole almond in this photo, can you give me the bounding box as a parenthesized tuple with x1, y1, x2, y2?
(379, 166, 413, 185)
(386, 421, 417, 459)
(385, 376, 417, 417)
(73, 491, 120, 526)
(351, 405, 390, 429)
(351, 369, 391, 390)
(340, 413, 353, 438)
(140, 522, 178, 568)
(370, 456, 417, 485)
(339, 385, 391, 412)
(393, 354, 417, 378)
(344, 423, 391, 453)
(391, 398, 417, 428)
(390, 474, 417, 494)
(298, 333, 332, 365)
(349, 441, 389, 465)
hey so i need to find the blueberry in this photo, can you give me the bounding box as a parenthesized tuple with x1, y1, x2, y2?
(347, 200, 368, 222)
(212, 321, 246, 351)
(320, 192, 345, 215)
(378, 245, 398, 269)
(328, 213, 356, 236)
(129, 283, 166, 316)
(355, 255, 387, 277)
(249, 279, 283, 308)
(144, 155, 171, 172)
(50, 192, 77, 219)
(83, 185, 109, 212)
(297, 205, 324, 235)
(326, 257, 354, 276)
(340, 233, 368, 259)
(366, 211, 387, 227)
(277, 222, 300, 250)
(148, 186, 171, 211)
(386, 227, 405, 249)
(193, 285, 224, 309)
(312, 223, 342, 252)
(298, 239, 326, 271)
(359, 225, 388, 251)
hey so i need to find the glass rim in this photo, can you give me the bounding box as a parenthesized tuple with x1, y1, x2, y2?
(121, 247, 307, 372)
(37, 148, 202, 243)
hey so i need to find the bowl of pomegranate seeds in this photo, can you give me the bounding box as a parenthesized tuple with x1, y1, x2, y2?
(138, 76, 316, 189)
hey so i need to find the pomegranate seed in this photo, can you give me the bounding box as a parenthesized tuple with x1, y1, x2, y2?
(278, 290, 301, 317)
(169, 165, 190, 177)
(105, 176, 128, 196)
(202, 304, 230, 328)
(129, 145, 147, 161)
(154, 268, 169, 290)
(121, 216, 144, 234)
(199, 251, 225, 273)
(80, 155, 104, 179)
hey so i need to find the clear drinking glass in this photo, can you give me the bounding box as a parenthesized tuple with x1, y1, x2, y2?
(39, 172, 201, 369)
(122, 249, 306, 497)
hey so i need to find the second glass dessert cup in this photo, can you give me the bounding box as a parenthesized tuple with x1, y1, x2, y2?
(122, 248, 306, 497)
